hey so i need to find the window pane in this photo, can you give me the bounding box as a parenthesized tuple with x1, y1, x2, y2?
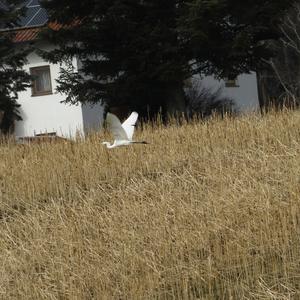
(225, 78, 238, 88)
(35, 69, 51, 92)
(30, 66, 52, 95)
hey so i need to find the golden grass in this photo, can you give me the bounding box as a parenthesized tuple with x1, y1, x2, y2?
(1, 110, 300, 299)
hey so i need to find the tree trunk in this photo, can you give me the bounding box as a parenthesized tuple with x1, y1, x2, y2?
(163, 84, 186, 121)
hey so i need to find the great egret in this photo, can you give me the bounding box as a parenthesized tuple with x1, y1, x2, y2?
(102, 112, 148, 148)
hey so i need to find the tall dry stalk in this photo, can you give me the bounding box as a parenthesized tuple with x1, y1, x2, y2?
(0, 109, 300, 299)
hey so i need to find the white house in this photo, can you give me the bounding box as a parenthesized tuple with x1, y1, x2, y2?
(14, 41, 104, 139)
(10, 0, 260, 140)
(199, 73, 260, 113)
(11, 0, 104, 140)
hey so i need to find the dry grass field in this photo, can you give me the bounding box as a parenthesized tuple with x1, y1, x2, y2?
(0, 110, 300, 299)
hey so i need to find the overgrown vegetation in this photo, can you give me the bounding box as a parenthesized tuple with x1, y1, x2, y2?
(39, 0, 295, 118)
(185, 78, 237, 118)
(258, 2, 300, 109)
(0, 110, 300, 299)
(0, 0, 31, 134)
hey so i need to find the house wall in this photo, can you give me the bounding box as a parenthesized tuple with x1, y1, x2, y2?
(15, 42, 85, 139)
(76, 57, 105, 134)
(200, 72, 260, 113)
(82, 103, 104, 134)
(15, 40, 259, 138)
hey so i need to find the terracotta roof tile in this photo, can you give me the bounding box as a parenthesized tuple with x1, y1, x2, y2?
(12, 20, 81, 43)
(13, 27, 41, 42)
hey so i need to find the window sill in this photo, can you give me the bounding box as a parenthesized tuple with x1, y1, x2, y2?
(31, 92, 53, 97)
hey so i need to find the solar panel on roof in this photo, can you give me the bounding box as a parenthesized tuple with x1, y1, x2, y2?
(18, 6, 40, 26)
(0, 0, 48, 30)
(0, 0, 8, 10)
(27, 0, 41, 7)
(22, 0, 32, 7)
(29, 8, 48, 27)
(15, 0, 48, 28)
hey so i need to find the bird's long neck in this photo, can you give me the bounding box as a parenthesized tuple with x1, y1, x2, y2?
(103, 142, 116, 148)
(107, 143, 116, 148)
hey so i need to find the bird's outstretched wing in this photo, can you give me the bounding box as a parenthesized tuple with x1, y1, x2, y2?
(122, 112, 138, 141)
(106, 113, 129, 141)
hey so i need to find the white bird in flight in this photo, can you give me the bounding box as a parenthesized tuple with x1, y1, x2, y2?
(102, 111, 148, 148)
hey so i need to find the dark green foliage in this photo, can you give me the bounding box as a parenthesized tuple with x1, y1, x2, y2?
(180, 0, 295, 79)
(39, 0, 295, 117)
(0, 0, 31, 134)
(257, 2, 300, 109)
(40, 0, 189, 117)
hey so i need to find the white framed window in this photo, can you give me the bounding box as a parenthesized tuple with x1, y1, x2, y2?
(224, 77, 239, 88)
(30, 65, 52, 96)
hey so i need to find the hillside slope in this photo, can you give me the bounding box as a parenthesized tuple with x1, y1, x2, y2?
(0, 111, 300, 299)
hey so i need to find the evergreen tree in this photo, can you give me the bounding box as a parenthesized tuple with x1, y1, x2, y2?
(40, 0, 189, 118)
(40, 0, 294, 118)
(256, 2, 300, 108)
(0, 0, 31, 134)
(180, 0, 295, 79)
